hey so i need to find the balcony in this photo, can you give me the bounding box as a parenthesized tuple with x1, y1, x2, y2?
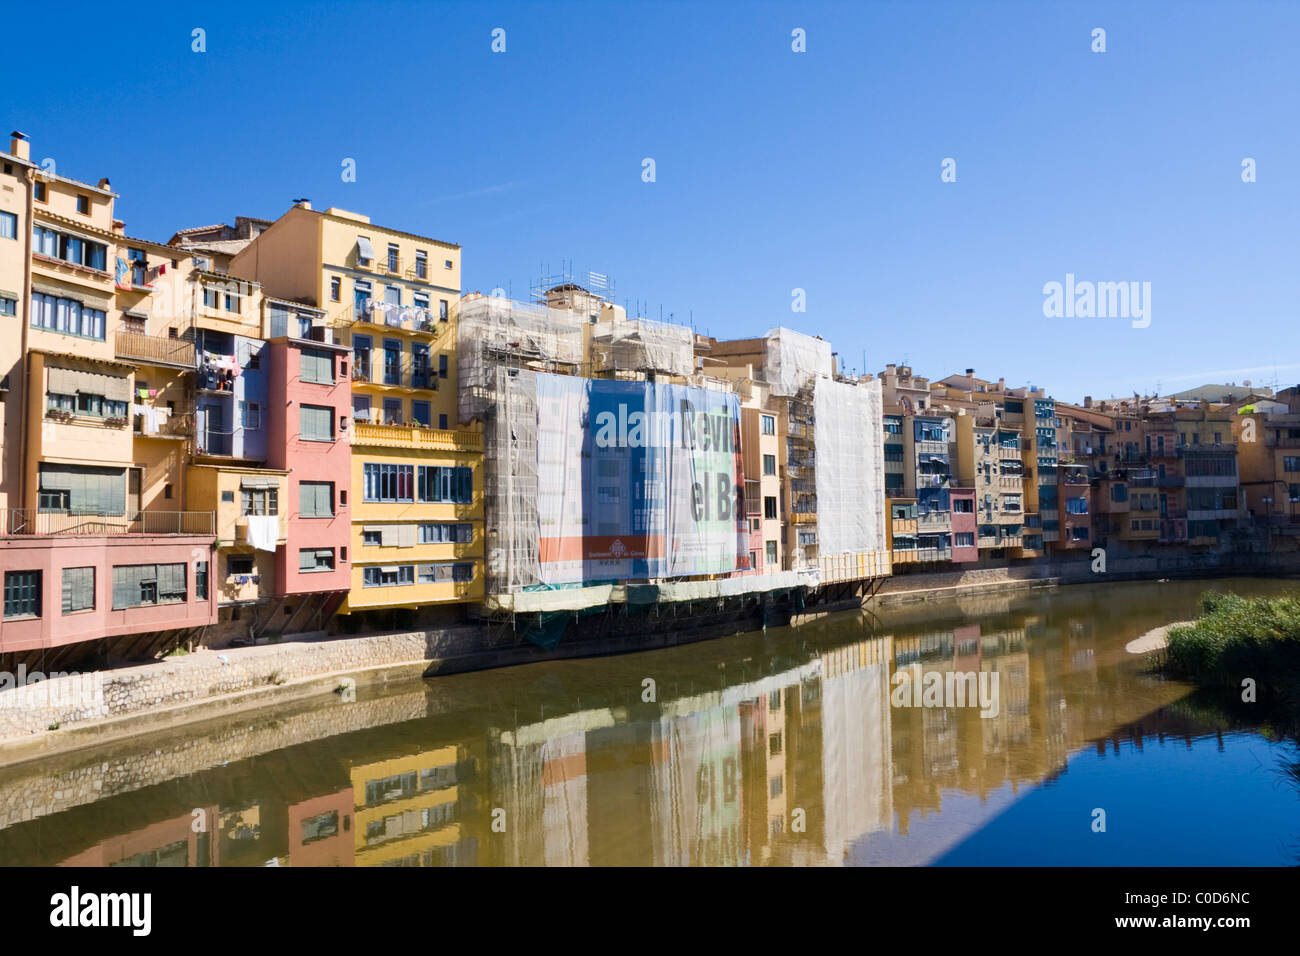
(917, 511, 950, 530)
(790, 511, 817, 524)
(336, 302, 445, 335)
(2, 509, 215, 537)
(115, 330, 197, 369)
(351, 357, 440, 391)
(133, 408, 194, 439)
(350, 422, 482, 452)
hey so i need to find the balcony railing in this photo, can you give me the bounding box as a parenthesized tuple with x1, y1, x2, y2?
(351, 359, 440, 390)
(115, 330, 197, 369)
(350, 422, 482, 451)
(1, 509, 215, 537)
(336, 302, 444, 334)
(133, 409, 194, 439)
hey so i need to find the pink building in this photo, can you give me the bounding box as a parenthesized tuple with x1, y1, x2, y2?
(0, 532, 217, 665)
(265, 337, 352, 612)
(949, 486, 979, 563)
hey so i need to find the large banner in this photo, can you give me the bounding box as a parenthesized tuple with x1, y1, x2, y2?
(535, 374, 748, 584)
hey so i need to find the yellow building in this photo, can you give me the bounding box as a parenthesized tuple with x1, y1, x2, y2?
(228, 203, 483, 623)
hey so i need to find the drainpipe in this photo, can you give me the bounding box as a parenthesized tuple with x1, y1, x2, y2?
(17, 165, 34, 513)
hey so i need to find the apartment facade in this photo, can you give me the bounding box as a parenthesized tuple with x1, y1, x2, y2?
(229, 204, 484, 623)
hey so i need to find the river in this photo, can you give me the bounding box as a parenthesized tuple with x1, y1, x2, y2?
(0, 577, 1296, 866)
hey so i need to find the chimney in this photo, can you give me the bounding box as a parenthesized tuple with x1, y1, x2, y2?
(9, 131, 30, 162)
(1084, 396, 1092, 408)
(98, 177, 111, 191)
(965, 368, 974, 376)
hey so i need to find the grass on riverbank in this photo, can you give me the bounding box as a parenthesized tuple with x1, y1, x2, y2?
(1165, 591, 1300, 699)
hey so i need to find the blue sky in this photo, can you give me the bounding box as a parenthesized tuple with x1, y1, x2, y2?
(6, 1, 1297, 402)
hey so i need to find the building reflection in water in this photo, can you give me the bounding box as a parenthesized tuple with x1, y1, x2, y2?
(0, 583, 1276, 867)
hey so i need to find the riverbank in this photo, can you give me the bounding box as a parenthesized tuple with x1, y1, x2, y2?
(1125, 621, 1191, 655)
(3, 561, 1299, 765)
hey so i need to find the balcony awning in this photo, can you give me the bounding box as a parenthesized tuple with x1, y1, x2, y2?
(356, 236, 375, 262)
(48, 365, 131, 402)
(240, 475, 280, 489)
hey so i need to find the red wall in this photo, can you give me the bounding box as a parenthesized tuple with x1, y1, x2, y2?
(949, 488, 979, 563)
(267, 338, 353, 597)
(0, 535, 218, 655)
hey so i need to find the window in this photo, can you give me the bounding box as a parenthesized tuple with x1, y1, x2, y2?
(1066, 497, 1088, 515)
(300, 347, 335, 384)
(764, 496, 778, 519)
(240, 401, 261, 430)
(439, 299, 449, 320)
(34, 181, 47, 202)
(438, 354, 448, 379)
(387, 243, 400, 272)
(0, 296, 14, 316)
(954, 533, 975, 548)
(363, 463, 414, 502)
(61, 566, 95, 613)
(411, 400, 431, 426)
(761, 415, 775, 435)
(766, 541, 778, 564)
(439, 414, 448, 429)
(241, 486, 278, 516)
(1283, 457, 1299, 473)
(416, 563, 474, 584)
(37, 464, 125, 515)
(4, 570, 41, 619)
(762, 454, 776, 476)
(330, 276, 341, 301)
(363, 565, 414, 587)
(195, 560, 208, 600)
(30, 291, 106, 339)
(417, 465, 472, 503)
(883, 444, 904, 462)
(299, 481, 335, 518)
(953, 497, 973, 513)
(75, 194, 90, 214)
(299, 548, 335, 572)
(112, 564, 186, 609)
(0, 210, 15, 240)
(1068, 526, 1090, 541)
(203, 287, 220, 310)
(300, 403, 335, 441)
(444, 259, 453, 270)
(415, 250, 428, 278)
(418, 523, 474, 544)
(227, 554, 255, 576)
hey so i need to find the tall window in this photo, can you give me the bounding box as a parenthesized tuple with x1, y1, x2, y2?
(764, 496, 778, 519)
(415, 250, 428, 278)
(765, 541, 778, 565)
(417, 465, 472, 503)
(0, 211, 16, 240)
(62, 566, 95, 614)
(330, 276, 341, 301)
(4, 570, 41, 619)
(299, 403, 335, 441)
(762, 454, 776, 476)
(761, 415, 775, 435)
(363, 463, 414, 502)
(299, 481, 335, 518)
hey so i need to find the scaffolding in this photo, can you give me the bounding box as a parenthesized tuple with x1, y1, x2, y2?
(591, 315, 694, 378)
(762, 327, 833, 396)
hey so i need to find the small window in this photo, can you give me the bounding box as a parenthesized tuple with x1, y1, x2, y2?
(762, 454, 776, 476)
(439, 414, 448, 430)
(227, 555, 255, 576)
(764, 496, 778, 520)
(330, 276, 341, 301)
(34, 181, 47, 203)
(0, 210, 15, 240)
(240, 401, 261, 430)
(439, 299, 449, 321)
(0, 297, 16, 317)
(444, 259, 453, 270)
(164, 483, 173, 500)
(439, 354, 448, 379)
(221, 490, 235, 503)
(195, 560, 209, 599)
(765, 541, 778, 565)
(761, 415, 775, 436)
(299, 548, 335, 572)
(76, 194, 90, 214)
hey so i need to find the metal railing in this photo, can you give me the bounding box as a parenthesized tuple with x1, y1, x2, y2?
(1, 509, 215, 537)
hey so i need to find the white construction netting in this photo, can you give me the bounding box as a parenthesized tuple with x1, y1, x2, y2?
(457, 296, 585, 423)
(814, 376, 887, 557)
(762, 327, 833, 396)
(591, 316, 694, 376)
